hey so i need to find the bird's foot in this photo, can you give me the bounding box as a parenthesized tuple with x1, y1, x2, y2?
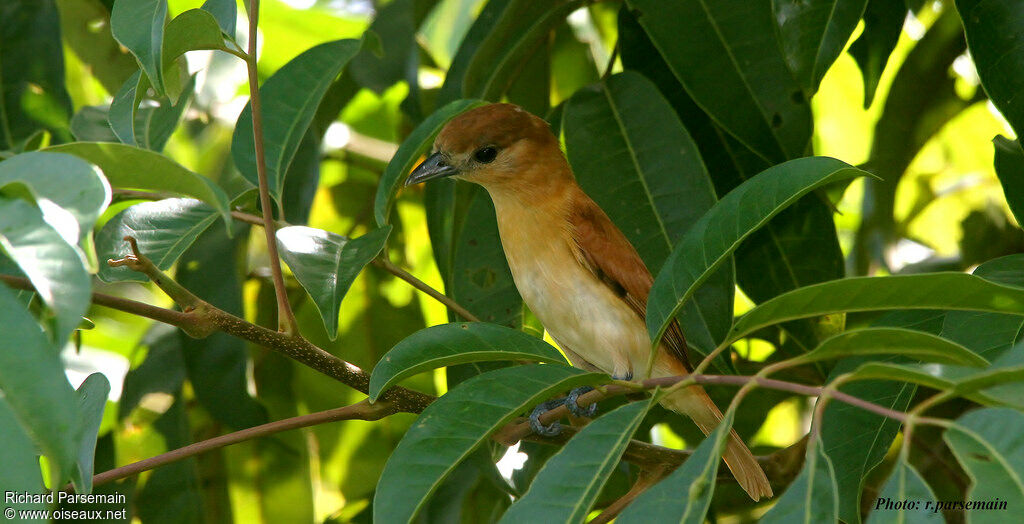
(565, 386, 597, 417)
(612, 371, 634, 381)
(529, 399, 565, 436)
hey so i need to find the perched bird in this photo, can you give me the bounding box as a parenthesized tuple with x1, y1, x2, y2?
(405, 103, 772, 501)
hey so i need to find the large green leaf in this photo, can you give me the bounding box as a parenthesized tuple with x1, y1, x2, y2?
(0, 197, 90, 346)
(796, 328, 988, 367)
(760, 437, 839, 523)
(0, 283, 80, 489)
(232, 39, 362, 203)
(564, 71, 732, 355)
(110, 0, 168, 95)
(849, 0, 906, 107)
(96, 198, 219, 283)
(993, 136, 1024, 225)
(46, 142, 231, 223)
(847, 361, 1024, 407)
(729, 273, 1024, 344)
(460, 0, 582, 101)
(955, 0, 1024, 136)
(625, 0, 812, 162)
(499, 399, 652, 523)
(369, 322, 568, 401)
(0, 151, 110, 243)
(162, 8, 228, 67)
(0, 397, 46, 513)
(0, 0, 73, 149)
(868, 460, 941, 523)
(944, 408, 1024, 521)
(70, 373, 111, 495)
(617, 408, 735, 524)
(108, 70, 144, 146)
(774, 0, 869, 94)
(373, 364, 604, 523)
(374, 98, 486, 226)
(646, 157, 868, 346)
(276, 225, 391, 340)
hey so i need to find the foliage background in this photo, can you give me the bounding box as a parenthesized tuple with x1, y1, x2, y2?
(1, 0, 1024, 522)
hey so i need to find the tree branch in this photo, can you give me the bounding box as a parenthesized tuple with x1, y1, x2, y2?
(244, 0, 299, 335)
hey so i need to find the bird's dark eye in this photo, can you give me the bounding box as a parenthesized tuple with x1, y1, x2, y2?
(473, 146, 498, 164)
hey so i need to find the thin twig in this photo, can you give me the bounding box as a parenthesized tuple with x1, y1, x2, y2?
(373, 257, 481, 322)
(244, 0, 299, 335)
(591, 467, 666, 523)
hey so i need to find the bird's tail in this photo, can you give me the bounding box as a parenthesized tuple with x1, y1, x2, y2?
(659, 383, 773, 501)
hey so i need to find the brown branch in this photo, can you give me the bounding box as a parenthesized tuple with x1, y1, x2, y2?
(591, 467, 667, 524)
(373, 257, 481, 322)
(244, 0, 299, 335)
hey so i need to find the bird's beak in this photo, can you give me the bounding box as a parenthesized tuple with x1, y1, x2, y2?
(405, 152, 458, 186)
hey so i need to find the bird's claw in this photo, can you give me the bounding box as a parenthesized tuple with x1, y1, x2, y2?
(529, 399, 565, 436)
(565, 386, 597, 417)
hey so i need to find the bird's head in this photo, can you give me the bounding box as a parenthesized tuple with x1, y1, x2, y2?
(404, 103, 571, 193)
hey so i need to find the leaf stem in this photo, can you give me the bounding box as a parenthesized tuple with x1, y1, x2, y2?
(244, 0, 299, 335)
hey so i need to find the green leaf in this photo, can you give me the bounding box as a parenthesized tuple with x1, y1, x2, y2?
(0, 397, 46, 511)
(564, 71, 732, 355)
(646, 157, 869, 346)
(955, 0, 1024, 136)
(374, 98, 486, 226)
(728, 273, 1024, 344)
(137, 74, 195, 152)
(348, 0, 421, 93)
(201, 0, 236, 37)
(0, 197, 90, 347)
(460, 0, 583, 101)
(369, 322, 568, 401)
(373, 364, 604, 523)
(499, 399, 652, 523)
(848, 361, 1024, 405)
(625, 0, 812, 162)
(71, 373, 111, 495)
(1, 0, 73, 149)
(0, 283, 80, 488)
(849, 0, 906, 107)
(276, 225, 391, 339)
(797, 328, 988, 367)
(0, 151, 111, 243)
(53, 0, 137, 95)
(993, 136, 1024, 226)
(944, 408, 1024, 519)
(46, 142, 231, 223)
(868, 460, 941, 523)
(774, 0, 869, 94)
(111, 0, 168, 96)
(96, 198, 219, 283)
(232, 39, 362, 202)
(162, 8, 228, 67)
(760, 438, 839, 523)
(617, 408, 736, 524)
(437, 0, 512, 105)
(108, 70, 144, 146)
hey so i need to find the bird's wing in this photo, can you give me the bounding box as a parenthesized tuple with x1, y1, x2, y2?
(567, 192, 691, 370)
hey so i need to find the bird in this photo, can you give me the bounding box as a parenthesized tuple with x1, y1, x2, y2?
(404, 103, 772, 501)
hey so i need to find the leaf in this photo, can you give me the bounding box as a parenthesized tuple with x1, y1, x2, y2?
(71, 373, 111, 494)
(868, 460, 941, 523)
(760, 438, 839, 523)
(369, 322, 568, 401)
(774, 0, 869, 94)
(955, 0, 1024, 136)
(0, 151, 111, 243)
(276, 225, 391, 339)
(108, 70, 144, 146)
(373, 364, 604, 523)
(460, 0, 583, 101)
(993, 136, 1024, 225)
(499, 399, 652, 523)
(437, 0, 513, 105)
(849, 0, 906, 107)
(564, 71, 732, 355)
(728, 273, 1024, 344)
(348, 0, 420, 93)
(232, 39, 362, 202)
(944, 408, 1024, 518)
(0, 0, 73, 149)
(374, 98, 486, 226)
(162, 8, 228, 67)
(201, 0, 237, 37)
(137, 75, 195, 152)
(848, 361, 1024, 405)
(96, 198, 219, 283)
(53, 0, 137, 95)
(797, 328, 988, 367)
(0, 283, 80, 488)
(0, 197, 90, 347)
(0, 397, 46, 509)
(646, 157, 869, 346)
(46, 142, 231, 223)
(617, 409, 736, 524)
(110, 0, 168, 95)
(625, 0, 812, 162)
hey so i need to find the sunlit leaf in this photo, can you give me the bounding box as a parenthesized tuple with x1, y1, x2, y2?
(797, 328, 988, 367)
(111, 0, 168, 95)
(71, 373, 111, 494)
